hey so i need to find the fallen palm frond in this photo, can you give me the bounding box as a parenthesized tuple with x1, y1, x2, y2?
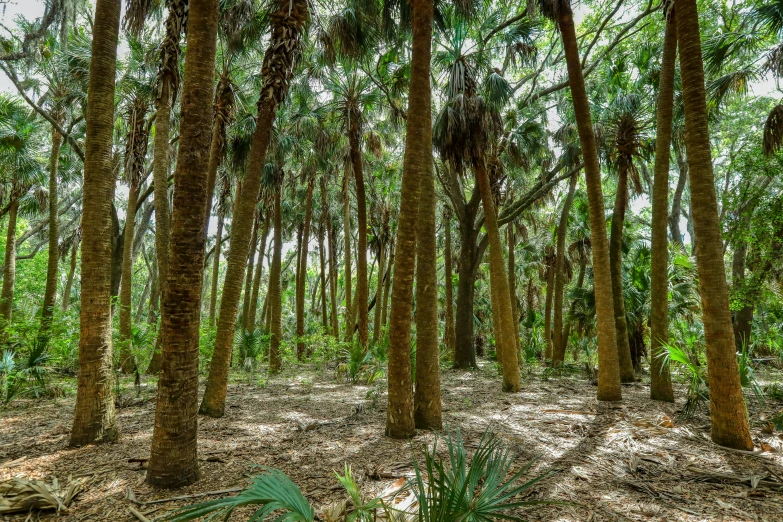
(0, 476, 86, 514)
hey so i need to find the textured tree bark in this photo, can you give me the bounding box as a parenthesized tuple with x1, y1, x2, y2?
(650, 13, 677, 402)
(296, 179, 314, 358)
(507, 225, 520, 359)
(543, 253, 555, 361)
(119, 182, 140, 374)
(609, 170, 636, 382)
(669, 147, 688, 246)
(0, 199, 19, 326)
(69, 0, 120, 447)
(443, 209, 456, 357)
(208, 213, 224, 326)
(372, 242, 386, 345)
(552, 175, 578, 365)
(61, 238, 79, 312)
(269, 185, 284, 373)
(40, 121, 63, 333)
(241, 213, 260, 329)
(318, 219, 329, 332)
(381, 240, 393, 332)
(454, 233, 479, 368)
(413, 130, 442, 429)
(675, 0, 752, 450)
(248, 220, 269, 330)
(342, 173, 353, 343)
(476, 164, 520, 392)
(386, 0, 433, 439)
(558, 1, 621, 401)
(349, 122, 369, 351)
(146, 0, 219, 487)
(325, 177, 339, 337)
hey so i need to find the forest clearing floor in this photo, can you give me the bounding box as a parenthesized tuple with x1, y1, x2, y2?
(3, 362, 783, 521)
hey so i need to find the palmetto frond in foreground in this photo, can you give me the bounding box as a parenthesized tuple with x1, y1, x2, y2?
(161, 467, 314, 521)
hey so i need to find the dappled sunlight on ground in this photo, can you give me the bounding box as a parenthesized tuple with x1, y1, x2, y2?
(2, 362, 783, 520)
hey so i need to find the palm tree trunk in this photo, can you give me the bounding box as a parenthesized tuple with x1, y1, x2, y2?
(296, 179, 314, 358)
(342, 173, 353, 343)
(443, 208, 456, 357)
(455, 232, 479, 368)
(650, 14, 677, 403)
(372, 242, 386, 345)
(413, 131, 442, 429)
(543, 256, 555, 361)
(208, 213, 224, 326)
(146, 0, 220, 487)
(386, 0, 433, 439)
(552, 175, 578, 365)
(318, 219, 329, 333)
(558, 2, 621, 401)
(61, 238, 79, 312)
(669, 146, 687, 246)
(325, 181, 339, 337)
(561, 258, 586, 358)
(269, 185, 284, 373)
(350, 122, 369, 351)
(69, 0, 120, 447)
(507, 225, 520, 359)
(675, 0, 752, 450)
(381, 240, 393, 332)
(609, 170, 635, 382)
(241, 213, 260, 329)
(476, 164, 520, 392)
(0, 198, 19, 326)
(40, 121, 64, 332)
(248, 220, 269, 330)
(119, 181, 140, 374)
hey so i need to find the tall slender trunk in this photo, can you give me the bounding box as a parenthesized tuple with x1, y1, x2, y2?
(248, 220, 269, 330)
(558, 2, 621, 401)
(342, 174, 353, 343)
(552, 175, 578, 365)
(372, 242, 386, 345)
(119, 182, 140, 374)
(543, 251, 555, 361)
(350, 122, 369, 350)
(650, 13, 677, 402)
(70, 0, 120, 447)
(319, 219, 329, 332)
(561, 258, 586, 358)
(381, 239, 393, 332)
(61, 237, 79, 312)
(269, 185, 283, 372)
(325, 180, 339, 337)
(507, 225, 520, 359)
(0, 199, 19, 326)
(675, 0, 752, 450)
(669, 146, 687, 246)
(476, 164, 520, 392)
(296, 179, 314, 358)
(454, 232, 478, 368)
(414, 130, 442, 429)
(443, 208, 456, 356)
(135, 276, 151, 324)
(386, 0, 433, 439)
(40, 121, 64, 332)
(241, 213, 260, 329)
(146, 0, 220, 487)
(609, 170, 635, 382)
(208, 213, 224, 326)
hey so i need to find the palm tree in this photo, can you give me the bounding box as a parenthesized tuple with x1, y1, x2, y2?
(199, 0, 309, 417)
(443, 206, 457, 356)
(70, 0, 122, 447)
(385, 0, 434, 439)
(296, 175, 314, 358)
(674, 0, 752, 450)
(650, 4, 676, 403)
(552, 175, 577, 365)
(539, 0, 621, 401)
(146, 0, 221, 488)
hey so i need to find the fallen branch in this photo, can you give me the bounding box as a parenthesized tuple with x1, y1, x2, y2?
(686, 465, 783, 490)
(141, 486, 244, 505)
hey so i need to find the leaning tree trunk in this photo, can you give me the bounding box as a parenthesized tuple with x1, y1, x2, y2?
(296, 179, 314, 358)
(40, 120, 64, 334)
(146, 0, 219, 488)
(69, 0, 121, 447)
(650, 12, 677, 403)
(61, 237, 79, 312)
(669, 146, 688, 246)
(268, 184, 284, 372)
(386, 0, 433, 439)
(118, 181, 140, 374)
(552, 175, 578, 365)
(342, 173, 353, 343)
(200, 0, 307, 416)
(241, 213, 260, 329)
(248, 220, 269, 330)
(609, 170, 636, 382)
(558, 1, 621, 401)
(413, 129, 442, 430)
(208, 212, 224, 326)
(475, 164, 520, 392)
(0, 198, 19, 326)
(443, 208, 456, 357)
(675, 0, 752, 450)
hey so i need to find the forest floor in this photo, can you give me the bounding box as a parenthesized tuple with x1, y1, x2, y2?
(3, 361, 783, 521)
